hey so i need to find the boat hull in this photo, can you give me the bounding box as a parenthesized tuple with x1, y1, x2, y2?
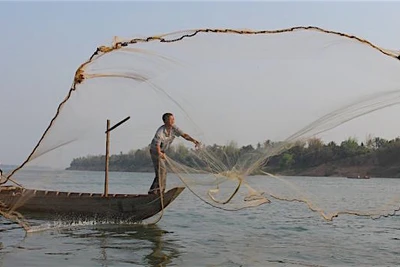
(0, 186, 184, 222)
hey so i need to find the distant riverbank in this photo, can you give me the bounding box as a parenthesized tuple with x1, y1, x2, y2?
(66, 136, 400, 178)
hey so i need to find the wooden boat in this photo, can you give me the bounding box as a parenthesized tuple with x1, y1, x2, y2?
(0, 185, 185, 222)
(347, 175, 370, 179)
(1, 118, 185, 224)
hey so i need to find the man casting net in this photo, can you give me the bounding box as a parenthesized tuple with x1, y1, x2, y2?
(2, 26, 400, 225)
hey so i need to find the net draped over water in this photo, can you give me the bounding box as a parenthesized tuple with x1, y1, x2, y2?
(3, 27, 400, 222)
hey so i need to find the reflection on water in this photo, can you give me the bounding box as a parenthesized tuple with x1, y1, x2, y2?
(66, 224, 181, 267)
(0, 219, 182, 267)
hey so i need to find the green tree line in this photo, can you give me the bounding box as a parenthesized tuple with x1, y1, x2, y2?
(67, 136, 400, 178)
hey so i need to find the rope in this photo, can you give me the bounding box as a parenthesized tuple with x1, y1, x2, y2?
(6, 26, 400, 185)
(0, 200, 31, 231)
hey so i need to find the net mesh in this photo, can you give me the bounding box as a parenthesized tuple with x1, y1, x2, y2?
(2, 26, 400, 225)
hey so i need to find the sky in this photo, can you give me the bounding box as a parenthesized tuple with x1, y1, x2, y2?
(1, 1, 400, 167)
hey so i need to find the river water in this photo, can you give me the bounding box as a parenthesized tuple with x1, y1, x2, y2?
(1, 169, 399, 266)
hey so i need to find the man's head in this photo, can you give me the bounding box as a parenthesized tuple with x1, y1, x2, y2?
(162, 113, 174, 126)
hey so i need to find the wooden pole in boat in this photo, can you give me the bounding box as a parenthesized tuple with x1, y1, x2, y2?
(104, 120, 110, 197)
(103, 116, 131, 197)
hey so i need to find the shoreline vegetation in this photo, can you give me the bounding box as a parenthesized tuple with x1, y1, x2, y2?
(67, 136, 400, 178)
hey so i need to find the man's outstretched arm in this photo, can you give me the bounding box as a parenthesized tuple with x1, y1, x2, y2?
(181, 133, 200, 147)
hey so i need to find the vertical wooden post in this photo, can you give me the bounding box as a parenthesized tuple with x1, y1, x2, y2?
(104, 119, 110, 197)
(103, 116, 130, 198)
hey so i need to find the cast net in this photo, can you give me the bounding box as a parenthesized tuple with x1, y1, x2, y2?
(2, 27, 400, 225)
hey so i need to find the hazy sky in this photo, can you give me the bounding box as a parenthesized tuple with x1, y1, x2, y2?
(1, 1, 400, 166)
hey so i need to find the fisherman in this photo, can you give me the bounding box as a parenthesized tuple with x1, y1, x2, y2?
(148, 113, 200, 194)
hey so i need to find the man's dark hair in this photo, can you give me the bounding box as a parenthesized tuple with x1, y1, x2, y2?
(162, 113, 173, 123)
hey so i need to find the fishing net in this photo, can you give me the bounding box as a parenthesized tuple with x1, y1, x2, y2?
(2, 27, 400, 224)
(0, 173, 6, 185)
